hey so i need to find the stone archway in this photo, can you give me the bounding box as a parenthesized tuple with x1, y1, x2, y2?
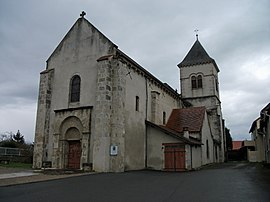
(53, 108, 92, 169)
(59, 117, 83, 169)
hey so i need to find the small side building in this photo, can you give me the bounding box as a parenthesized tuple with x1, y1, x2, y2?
(249, 103, 270, 163)
(147, 106, 215, 171)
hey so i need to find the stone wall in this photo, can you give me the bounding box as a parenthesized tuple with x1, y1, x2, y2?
(93, 56, 126, 172)
(33, 69, 54, 168)
(52, 107, 92, 168)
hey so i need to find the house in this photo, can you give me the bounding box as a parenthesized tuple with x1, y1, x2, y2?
(33, 12, 225, 172)
(228, 140, 255, 161)
(249, 103, 270, 163)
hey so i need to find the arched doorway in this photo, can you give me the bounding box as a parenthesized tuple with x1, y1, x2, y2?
(65, 127, 81, 169)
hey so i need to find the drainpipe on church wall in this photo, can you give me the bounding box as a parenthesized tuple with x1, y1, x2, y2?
(144, 78, 148, 169)
(183, 127, 192, 169)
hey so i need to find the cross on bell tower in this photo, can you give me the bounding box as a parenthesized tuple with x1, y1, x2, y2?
(80, 11, 86, 18)
(194, 29, 199, 40)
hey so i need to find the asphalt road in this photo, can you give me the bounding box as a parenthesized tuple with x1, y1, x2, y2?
(1, 162, 270, 202)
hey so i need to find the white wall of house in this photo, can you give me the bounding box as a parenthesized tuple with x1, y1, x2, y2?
(191, 145, 202, 169)
(266, 118, 270, 163)
(146, 125, 184, 170)
(201, 111, 214, 165)
(255, 132, 265, 162)
(185, 144, 202, 169)
(146, 125, 203, 170)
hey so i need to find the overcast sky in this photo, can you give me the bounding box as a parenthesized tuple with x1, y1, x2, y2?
(0, 0, 269, 142)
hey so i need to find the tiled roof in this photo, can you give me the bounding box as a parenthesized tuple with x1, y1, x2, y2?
(166, 107, 206, 133)
(145, 121, 202, 145)
(232, 141, 243, 150)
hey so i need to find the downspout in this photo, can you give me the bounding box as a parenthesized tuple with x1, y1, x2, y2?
(145, 77, 148, 168)
(87, 110, 92, 167)
(190, 145, 193, 169)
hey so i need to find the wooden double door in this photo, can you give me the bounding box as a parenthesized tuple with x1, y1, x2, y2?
(163, 143, 186, 171)
(67, 141, 81, 169)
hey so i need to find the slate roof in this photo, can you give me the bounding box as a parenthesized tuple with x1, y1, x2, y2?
(166, 107, 206, 133)
(260, 103, 270, 116)
(249, 117, 259, 133)
(178, 39, 219, 72)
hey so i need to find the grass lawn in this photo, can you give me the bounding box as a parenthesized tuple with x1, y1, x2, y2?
(0, 162, 33, 169)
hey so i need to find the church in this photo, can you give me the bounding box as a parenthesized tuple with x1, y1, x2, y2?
(33, 13, 225, 172)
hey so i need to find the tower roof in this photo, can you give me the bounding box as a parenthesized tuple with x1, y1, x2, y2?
(178, 39, 219, 72)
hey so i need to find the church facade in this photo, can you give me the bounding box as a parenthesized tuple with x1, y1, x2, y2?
(33, 14, 225, 172)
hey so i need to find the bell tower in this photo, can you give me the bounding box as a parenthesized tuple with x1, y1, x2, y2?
(178, 36, 220, 101)
(178, 36, 224, 162)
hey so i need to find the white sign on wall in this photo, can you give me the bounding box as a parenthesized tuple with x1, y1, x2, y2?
(110, 145, 118, 156)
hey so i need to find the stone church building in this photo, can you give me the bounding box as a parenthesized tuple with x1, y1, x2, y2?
(33, 13, 225, 172)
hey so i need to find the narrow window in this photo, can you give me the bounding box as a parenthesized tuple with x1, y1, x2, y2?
(197, 75, 203, 88)
(135, 96, 139, 111)
(70, 75, 81, 103)
(215, 145, 218, 160)
(206, 140, 209, 159)
(163, 111, 166, 125)
(215, 78, 219, 92)
(191, 76, 197, 89)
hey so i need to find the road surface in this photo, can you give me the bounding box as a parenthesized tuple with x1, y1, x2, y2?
(1, 162, 269, 202)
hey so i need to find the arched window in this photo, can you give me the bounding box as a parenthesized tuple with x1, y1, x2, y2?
(197, 75, 203, 88)
(191, 75, 203, 89)
(70, 75, 81, 103)
(163, 111, 166, 125)
(191, 76, 197, 89)
(135, 96, 139, 111)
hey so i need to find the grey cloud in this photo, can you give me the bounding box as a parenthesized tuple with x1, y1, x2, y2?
(0, 0, 269, 141)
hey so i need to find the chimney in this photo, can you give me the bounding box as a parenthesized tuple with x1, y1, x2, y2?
(183, 127, 189, 139)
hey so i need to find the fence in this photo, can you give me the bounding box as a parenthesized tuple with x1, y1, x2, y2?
(0, 147, 33, 163)
(0, 147, 24, 156)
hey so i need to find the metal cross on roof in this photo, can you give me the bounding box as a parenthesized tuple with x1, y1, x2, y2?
(194, 29, 199, 40)
(80, 11, 86, 18)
